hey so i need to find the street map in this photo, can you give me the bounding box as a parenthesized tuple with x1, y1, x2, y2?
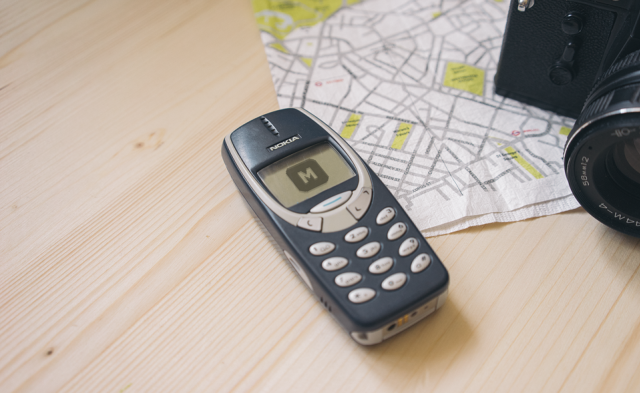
(252, 0, 580, 235)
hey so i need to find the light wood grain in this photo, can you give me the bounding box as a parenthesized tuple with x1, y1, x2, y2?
(1, 1, 639, 392)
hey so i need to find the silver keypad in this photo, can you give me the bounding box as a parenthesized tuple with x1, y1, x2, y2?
(322, 204, 432, 303)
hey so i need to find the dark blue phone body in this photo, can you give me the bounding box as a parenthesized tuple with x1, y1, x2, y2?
(221, 108, 449, 345)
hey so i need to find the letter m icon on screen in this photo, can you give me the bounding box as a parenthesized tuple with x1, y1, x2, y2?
(286, 159, 329, 192)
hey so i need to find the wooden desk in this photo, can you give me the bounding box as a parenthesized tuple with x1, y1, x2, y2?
(1, 1, 639, 392)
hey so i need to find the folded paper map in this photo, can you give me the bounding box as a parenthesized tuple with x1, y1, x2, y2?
(252, 0, 580, 236)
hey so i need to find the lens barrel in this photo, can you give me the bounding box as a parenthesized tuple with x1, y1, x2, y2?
(564, 50, 640, 237)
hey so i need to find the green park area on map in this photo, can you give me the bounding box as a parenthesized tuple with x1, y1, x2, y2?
(253, 0, 360, 40)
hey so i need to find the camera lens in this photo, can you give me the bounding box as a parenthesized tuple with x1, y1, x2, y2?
(564, 50, 640, 237)
(613, 138, 640, 186)
(624, 138, 640, 175)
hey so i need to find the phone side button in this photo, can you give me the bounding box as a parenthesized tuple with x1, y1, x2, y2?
(335, 272, 362, 287)
(284, 250, 314, 292)
(381, 272, 407, 291)
(348, 288, 376, 304)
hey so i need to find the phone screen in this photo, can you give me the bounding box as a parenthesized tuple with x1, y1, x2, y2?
(258, 143, 356, 207)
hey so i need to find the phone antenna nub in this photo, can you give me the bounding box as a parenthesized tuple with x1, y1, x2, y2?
(260, 116, 279, 136)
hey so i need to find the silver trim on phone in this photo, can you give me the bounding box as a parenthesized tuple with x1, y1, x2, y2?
(350, 289, 448, 345)
(224, 108, 373, 233)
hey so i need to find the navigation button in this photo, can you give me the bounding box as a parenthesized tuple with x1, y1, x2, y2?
(309, 242, 335, 256)
(297, 216, 322, 232)
(335, 272, 362, 287)
(398, 237, 419, 256)
(346, 187, 372, 220)
(344, 226, 369, 243)
(348, 288, 376, 304)
(381, 272, 407, 291)
(310, 191, 352, 213)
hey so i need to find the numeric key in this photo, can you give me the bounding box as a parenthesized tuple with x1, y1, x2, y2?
(348, 288, 376, 304)
(387, 222, 407, 240)
(368, 257, 393, 274)
(381, 272, 407, 291)
(309, 242, 335, 256)
(398, 237, 418, 256)
(322, 257, 348, 272)
(335, 272, 362, 287)
(376, 207, 395, 225)
(356, 242, 381, 258)
(344, 227, 369, 243)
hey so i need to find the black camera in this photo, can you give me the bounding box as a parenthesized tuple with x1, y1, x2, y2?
(495, 0, 640, 237)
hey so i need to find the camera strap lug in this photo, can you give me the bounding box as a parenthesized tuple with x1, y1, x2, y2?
(518, 0, 534, 12)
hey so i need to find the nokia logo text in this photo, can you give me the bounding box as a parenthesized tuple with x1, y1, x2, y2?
(268, 135, 301, 151)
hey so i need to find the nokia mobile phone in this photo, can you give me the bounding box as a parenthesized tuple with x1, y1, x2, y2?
(221, 108, 449, 345)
